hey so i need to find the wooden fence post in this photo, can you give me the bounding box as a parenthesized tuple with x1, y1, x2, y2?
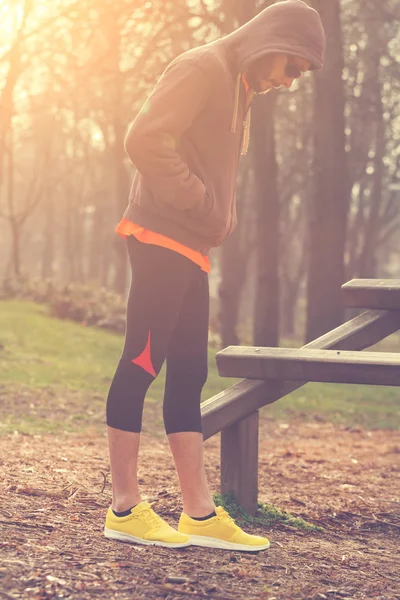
(220, 411, 259, 515)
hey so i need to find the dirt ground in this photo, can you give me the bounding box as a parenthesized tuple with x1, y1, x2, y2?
(1, 418, 399, 600)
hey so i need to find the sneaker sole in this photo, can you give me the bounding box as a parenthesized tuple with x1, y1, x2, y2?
(187, 534, 270, 552)
(104, 527, 191, 549)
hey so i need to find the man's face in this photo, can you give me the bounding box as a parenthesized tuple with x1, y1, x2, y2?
(245, 53, 311, 94)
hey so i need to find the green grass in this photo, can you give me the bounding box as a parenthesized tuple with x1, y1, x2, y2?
(267, 380, 400, 429)
(214, 492, 323, 533)
(0, 300, 236, 435)
(0, 300, 233, 395)
(0, 300, 399, 435)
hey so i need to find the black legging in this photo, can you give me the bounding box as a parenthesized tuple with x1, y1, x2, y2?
(106, 235, 209, 434)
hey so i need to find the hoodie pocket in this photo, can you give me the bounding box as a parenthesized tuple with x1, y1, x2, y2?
(188, 185, 227, 237)
(189, 187, 213, 220)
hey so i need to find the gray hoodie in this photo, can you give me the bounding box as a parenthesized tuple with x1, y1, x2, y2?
(123, 0, 326, 255)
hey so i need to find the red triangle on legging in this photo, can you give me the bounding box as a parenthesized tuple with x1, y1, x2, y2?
(132, 331, 157, 378)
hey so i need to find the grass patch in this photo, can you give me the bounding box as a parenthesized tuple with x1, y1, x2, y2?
(0, 300, 235, 396)
(0, 300, 236, 436)
(1, 300, 399, 435)
(214, 492, 323, 532)
(265, 381, 400, 430)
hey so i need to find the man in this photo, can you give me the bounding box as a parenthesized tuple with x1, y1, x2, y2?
(104, 0, 325, 552)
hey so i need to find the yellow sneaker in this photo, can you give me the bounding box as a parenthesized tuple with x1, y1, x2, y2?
(178, 506, 270, 552)
(104, 501, 191, 548)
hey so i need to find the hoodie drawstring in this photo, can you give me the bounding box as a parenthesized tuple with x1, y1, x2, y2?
(230, 73, 241, 135)
(230, 72, 253, 156)
(242, 108, 251, 156)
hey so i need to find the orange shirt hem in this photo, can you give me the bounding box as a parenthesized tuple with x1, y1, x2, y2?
(115, 218, 211, 274)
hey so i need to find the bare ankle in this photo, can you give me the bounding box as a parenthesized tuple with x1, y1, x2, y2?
(183, 504, 216, 518)
(112, 497, 142, 512)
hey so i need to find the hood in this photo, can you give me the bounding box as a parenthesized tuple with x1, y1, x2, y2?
(224, 0, 326, 74)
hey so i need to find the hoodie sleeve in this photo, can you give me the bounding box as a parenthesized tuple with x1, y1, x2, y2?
(124, 59, 210, 211)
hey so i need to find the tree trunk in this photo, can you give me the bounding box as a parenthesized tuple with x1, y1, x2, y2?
(6, 125, 21, 277)
(217, 0, 256, 346)
(219, 225, 246, 347)
(42, 190, 55, 279)
(73, 203, 85, 283)
(357, 118, 384, 278)
(252, 92, 280, 347)
(281, 279, 299, 339)
(10, 219, 21, 277)
(109, 22, 130, 295)
(113, 108, 130, 295)
(88, 191, 106, 285)
(0, 43, 21, 186)
(356, 20, 385, 279)
(306, 0, 349, 342)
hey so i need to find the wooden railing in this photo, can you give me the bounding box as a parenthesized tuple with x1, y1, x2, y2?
(201, 279, 400, 514)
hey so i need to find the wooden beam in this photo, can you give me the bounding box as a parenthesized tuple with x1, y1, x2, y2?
(202, 378, 284, 441)
(216, 347, 400, 386)
(220, 412, 259, 516)
(201, 309, 400, 440)
(342, 279, 400, 309)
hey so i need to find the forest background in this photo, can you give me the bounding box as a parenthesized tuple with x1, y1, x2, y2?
(1, 0, 399, 348)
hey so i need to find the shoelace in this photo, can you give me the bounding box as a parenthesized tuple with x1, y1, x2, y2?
(216, 509, 235, 525)
(136, 507, 164, 530)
